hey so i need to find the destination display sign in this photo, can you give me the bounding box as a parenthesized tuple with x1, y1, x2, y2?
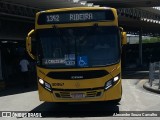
(37, 10, 114, 25)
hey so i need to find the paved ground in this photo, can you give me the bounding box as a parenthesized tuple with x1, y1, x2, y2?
(0, 78, 160, 120)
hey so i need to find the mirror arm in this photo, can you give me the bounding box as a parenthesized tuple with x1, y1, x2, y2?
(26, 29, 36, 60)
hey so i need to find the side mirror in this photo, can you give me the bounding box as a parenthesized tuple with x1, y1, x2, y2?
(26, 29, 36, 60)
(121, 32, 127, 45)
(119, 27, 123, 32)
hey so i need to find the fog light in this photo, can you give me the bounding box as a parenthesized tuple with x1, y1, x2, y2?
(39, 79, 44, 85)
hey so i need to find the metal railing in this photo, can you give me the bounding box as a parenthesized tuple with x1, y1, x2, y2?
(149, 62, 160, 89)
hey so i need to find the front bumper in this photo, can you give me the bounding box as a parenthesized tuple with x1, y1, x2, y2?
(38, 80, 122, 102)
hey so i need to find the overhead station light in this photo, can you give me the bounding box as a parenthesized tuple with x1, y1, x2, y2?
(141, 18, 146, 21)
(71, 0, 95, 7)
(71, 0, 96, 7)
(72, 0, 80, 3)
(143, 18, 147, 21)
(94, 5, 100, 7)
(141, 18, 160, 24)
(153, 7, 160, 10)
(87, 3, 94, 7)
(80, 1, 87, 5)
(1, 41, 8, 43)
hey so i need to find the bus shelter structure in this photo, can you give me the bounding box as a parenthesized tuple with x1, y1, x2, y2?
(0, 0, 160, 89)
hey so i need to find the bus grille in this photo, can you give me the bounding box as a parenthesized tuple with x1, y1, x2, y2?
(47, 70, 108, 80)
(54, 90, 103, 99)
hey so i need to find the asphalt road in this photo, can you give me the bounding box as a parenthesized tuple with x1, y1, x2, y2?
(0, 78, 160, 120)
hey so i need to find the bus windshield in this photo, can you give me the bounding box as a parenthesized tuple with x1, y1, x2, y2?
(37, 26, 120, 68)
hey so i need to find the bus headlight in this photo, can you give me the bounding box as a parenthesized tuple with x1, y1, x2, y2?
(39, 79, 44, 85)
(105, 74, 120, 90)
(114, 76, 119, 82)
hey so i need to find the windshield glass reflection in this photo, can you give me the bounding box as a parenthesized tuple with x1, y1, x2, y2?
(37, 26, 120, 68)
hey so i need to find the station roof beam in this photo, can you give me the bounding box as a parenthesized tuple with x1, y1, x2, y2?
(84, 0, 160, 7)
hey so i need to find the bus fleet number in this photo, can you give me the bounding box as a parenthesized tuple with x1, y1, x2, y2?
(47, 15, 59, 22)
(52, 83, 64, 86)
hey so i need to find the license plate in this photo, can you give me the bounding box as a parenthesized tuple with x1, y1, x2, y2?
(71, 93, 85, 99)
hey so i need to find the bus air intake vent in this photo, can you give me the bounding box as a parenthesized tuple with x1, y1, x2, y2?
(47, 70, 108, 80)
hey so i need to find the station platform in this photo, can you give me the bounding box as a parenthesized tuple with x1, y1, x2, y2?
(143, 81, 160, 94)
(123, 69, 160, 94)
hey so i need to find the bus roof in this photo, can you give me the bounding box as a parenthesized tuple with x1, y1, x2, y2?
(37, 7, 116, 15)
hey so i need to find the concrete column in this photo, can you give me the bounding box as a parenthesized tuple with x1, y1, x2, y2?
(139, 29, 143, 66)
(0, 48, 5, 90)
(0, 49, 3, 80)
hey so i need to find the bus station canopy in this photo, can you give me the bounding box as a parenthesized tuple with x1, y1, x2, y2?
(3, 0, 160, 9)
(3, 0, 160, 35)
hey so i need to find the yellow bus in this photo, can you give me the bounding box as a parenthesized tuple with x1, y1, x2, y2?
(26, 7, 127, 103)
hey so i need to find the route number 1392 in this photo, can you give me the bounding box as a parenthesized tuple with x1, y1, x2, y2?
(46, 15, 59, 22)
